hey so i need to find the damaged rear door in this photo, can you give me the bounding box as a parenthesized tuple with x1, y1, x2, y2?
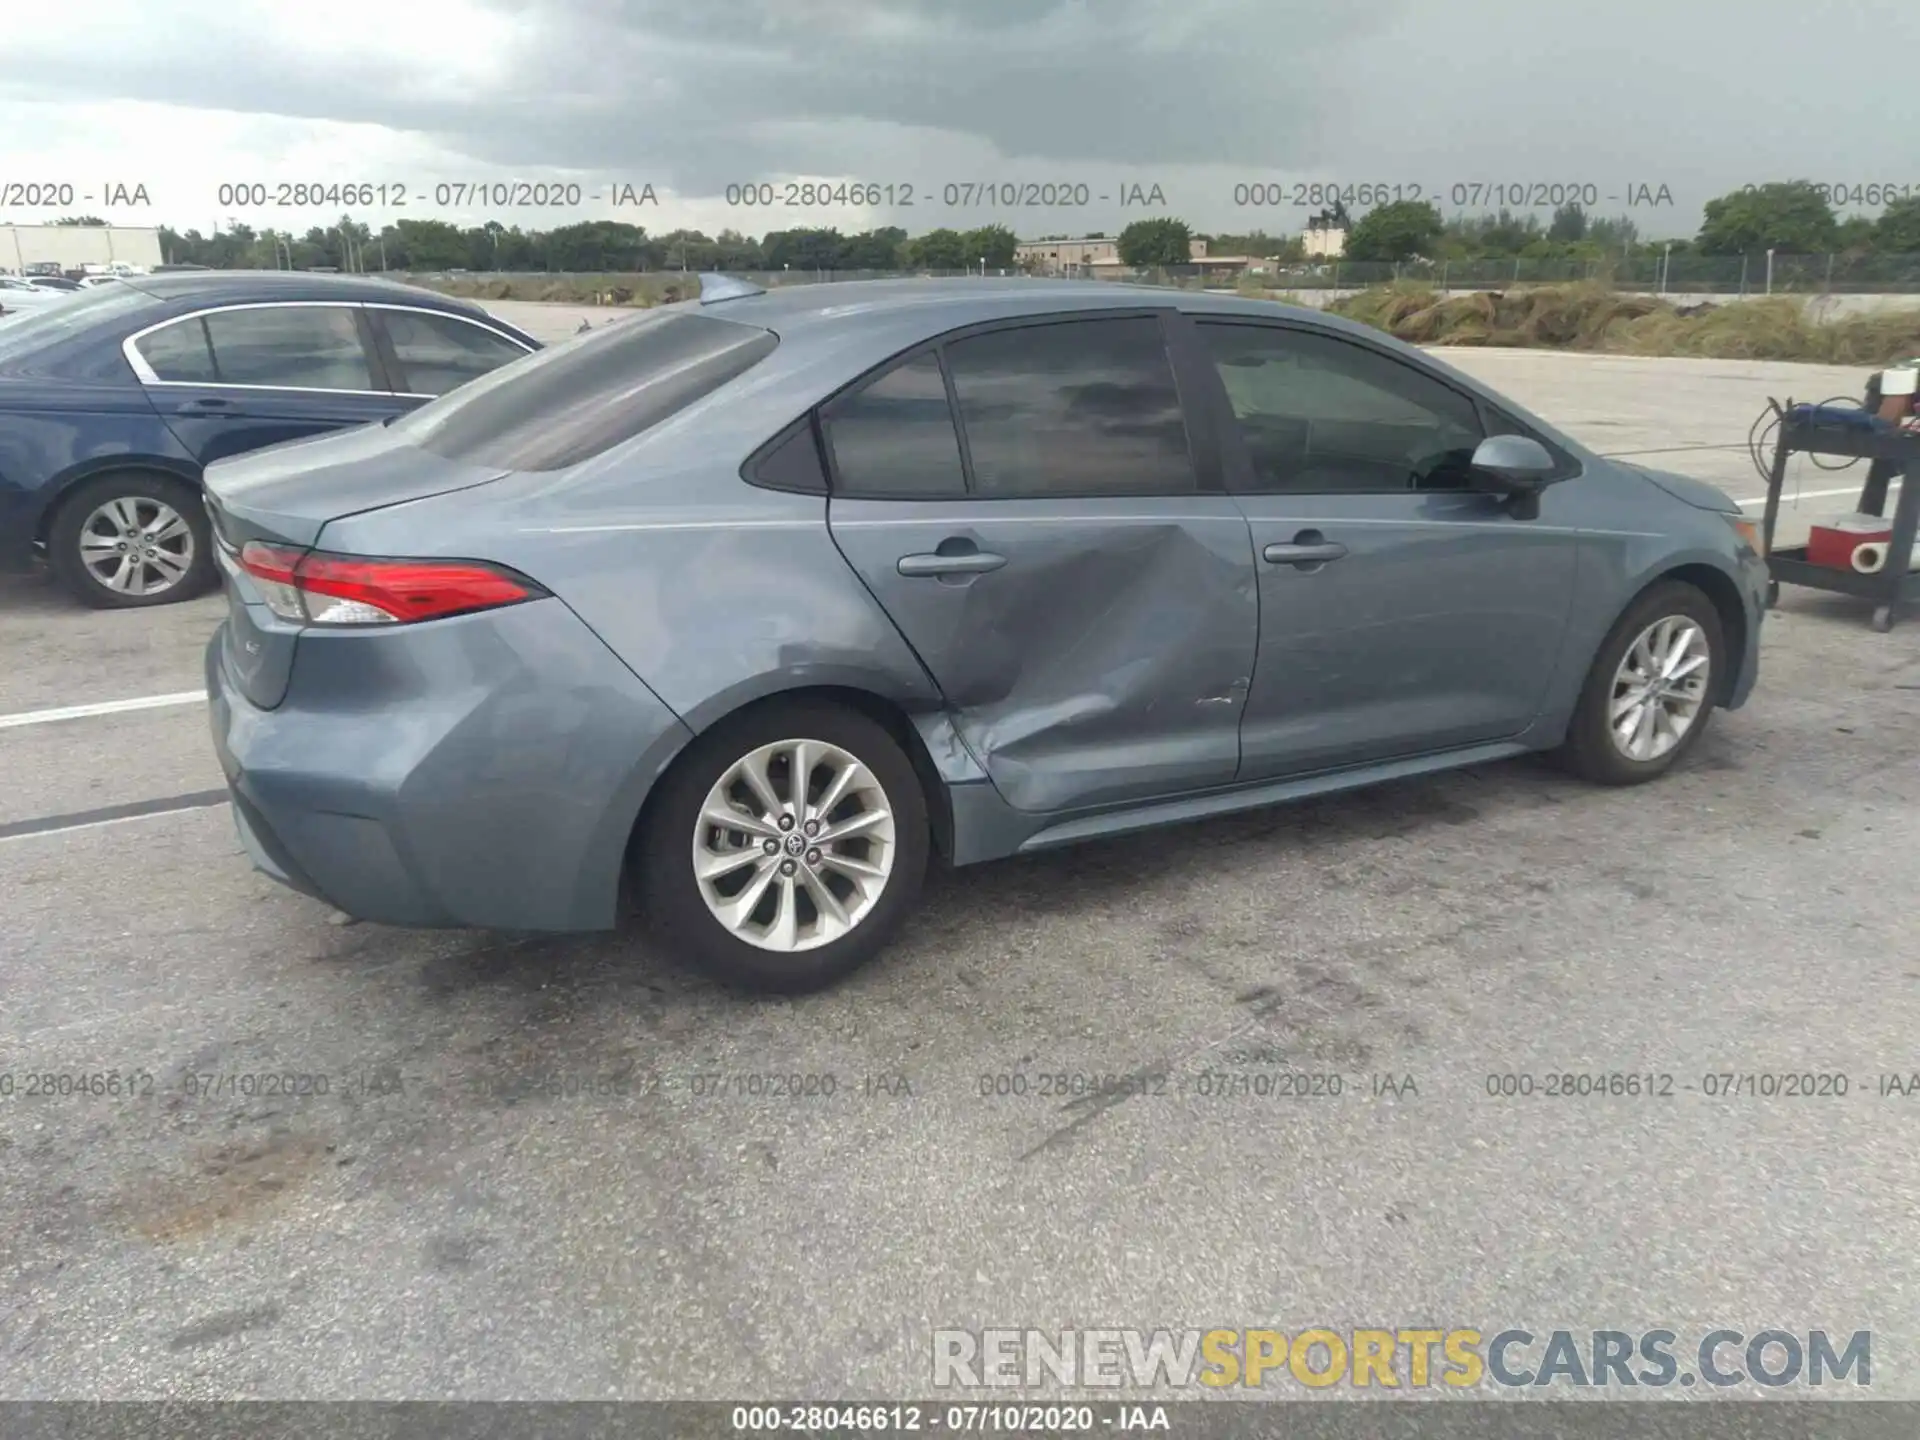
(823, 310, 1259, 815)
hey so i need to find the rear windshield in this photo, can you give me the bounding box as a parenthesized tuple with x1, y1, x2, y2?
(0, 281, 162, 361)
(393, 307, 778, 471)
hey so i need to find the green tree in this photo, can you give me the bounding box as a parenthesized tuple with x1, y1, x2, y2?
(53, 215, 108, 226)
(1874, 196, 1920, 254)
(1345, 200, 1442, 261)
(1697, 182, 1837, 254)
(907, 228, 969, 269)
(1835, 215, 1877, 253)
(763, 227, 846, 270)
(1548, 202, 1587, 243)
(1116, 217, 1192, 266)
(963, 224, 1018, 269)
(1587, 215, 1642, 254)
(1445, 208, 1542, 258)
(838, 226, 908, 269)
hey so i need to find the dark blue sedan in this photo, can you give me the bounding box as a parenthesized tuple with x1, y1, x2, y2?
(0, 272, 541, 607)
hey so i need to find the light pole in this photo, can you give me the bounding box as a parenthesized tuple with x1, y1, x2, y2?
(1660, 242, 1671, 295)
(1766, 248, 1775, 296)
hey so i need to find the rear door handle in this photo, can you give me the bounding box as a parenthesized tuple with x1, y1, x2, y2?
(178, 397, 242, 415)
(1263, 541, 1349, 566)
(897, 549, 1007, 577)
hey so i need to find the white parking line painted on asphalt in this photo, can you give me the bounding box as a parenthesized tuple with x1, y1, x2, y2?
(1734, 480, 1904, 510)
(0, 803, 229, 845)
(0, 691, 205, 730)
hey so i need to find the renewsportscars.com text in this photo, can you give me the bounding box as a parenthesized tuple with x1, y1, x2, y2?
(932, 1327, 1871, 1390)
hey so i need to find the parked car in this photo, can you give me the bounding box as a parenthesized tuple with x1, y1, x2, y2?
(0, 276, 78, 316)
(24, 275, 84, 292)
(0, 271, 541, 606)
(204, 276, 1767, 992)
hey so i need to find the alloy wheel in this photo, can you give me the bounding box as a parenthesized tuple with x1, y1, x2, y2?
(691, 737, 898, 953)
(77, 495, 196, 597)
(1607, 615, 1711, 762)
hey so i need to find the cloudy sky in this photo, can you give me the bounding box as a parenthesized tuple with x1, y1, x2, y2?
(2, 0, 1915, 242)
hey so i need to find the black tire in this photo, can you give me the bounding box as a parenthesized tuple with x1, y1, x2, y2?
(47, 472, 216, 609)
(1558, 580, 1724, 786)
(636, 699, 930, 993)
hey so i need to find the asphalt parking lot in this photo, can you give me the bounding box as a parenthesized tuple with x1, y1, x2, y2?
(3, 319, 1918, 1401)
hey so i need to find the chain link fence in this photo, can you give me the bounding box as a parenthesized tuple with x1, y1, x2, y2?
(396, 253, 1920, 304)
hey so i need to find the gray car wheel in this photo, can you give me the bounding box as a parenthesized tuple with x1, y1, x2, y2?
(1558, 580, 1724, 785)
(637, 699, 929, 991)
(48, 472, 217, 609)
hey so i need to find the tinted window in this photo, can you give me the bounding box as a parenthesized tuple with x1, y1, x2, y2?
(0, 282, 161, 362)
(1199, 322, 1484, 493)
(396, 308, 777, 472)
(821, 351, 967, 498)
(377, 309, 530, 396)
(748, 418, 830, 494)
(199, 306, 376, 391)
(943, 316, 1196, 498)
(133, 317, 219, 382)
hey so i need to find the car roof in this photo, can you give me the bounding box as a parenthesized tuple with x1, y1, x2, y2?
(114, 269, 491, 315)
(648, 276, 1595, 466)
(698, 274, 1388, 345)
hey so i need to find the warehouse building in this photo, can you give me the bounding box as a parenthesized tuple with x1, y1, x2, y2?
(1, 224, 165, 274)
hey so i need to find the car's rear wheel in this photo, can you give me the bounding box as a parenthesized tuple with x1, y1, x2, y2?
(48, 472, 215, 608)
(1558, 580, 1723, 785)
(636, 699, 929, 992)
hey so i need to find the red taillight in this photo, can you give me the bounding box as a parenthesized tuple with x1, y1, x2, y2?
(236, 542, 544, 626)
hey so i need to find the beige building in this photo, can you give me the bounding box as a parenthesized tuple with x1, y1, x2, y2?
(1015, 236, 1121, 272)
(1, 225, 165, 275)
(1303, 222, 1347, 259)
(1020, 234, 1274, 278)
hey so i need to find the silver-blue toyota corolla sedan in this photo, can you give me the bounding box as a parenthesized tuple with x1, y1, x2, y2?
(204, 276, 1766, 991)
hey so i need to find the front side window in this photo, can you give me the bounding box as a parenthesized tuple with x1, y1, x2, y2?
(376, 309, 531, 396)
(941, 315, 1196, 498)
(192, 306, 378, 391)
(1198, 322, 1484, 493)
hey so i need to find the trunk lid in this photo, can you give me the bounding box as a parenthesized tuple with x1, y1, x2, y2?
(202, 419, 512, 549)
(205, 423, 512, 711)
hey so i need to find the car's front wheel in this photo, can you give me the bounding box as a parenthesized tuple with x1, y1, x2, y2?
(1558, 580, 1724, 785)
(47, 472, 216, 608)
(636, 699, 930, 992)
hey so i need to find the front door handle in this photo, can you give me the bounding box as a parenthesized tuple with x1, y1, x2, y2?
(898, 548, 1008, 578)
(1263, 538, 1349, 567)
(178, 397, 242, 415)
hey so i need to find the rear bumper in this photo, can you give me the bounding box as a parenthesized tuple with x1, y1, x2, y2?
(206, 597, 694, 930)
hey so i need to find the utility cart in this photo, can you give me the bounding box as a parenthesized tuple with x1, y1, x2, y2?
(1758, 409, 1920, 633)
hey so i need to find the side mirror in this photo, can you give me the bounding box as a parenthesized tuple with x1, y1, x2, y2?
(1474, 433, 1551, 491)
(1470, 434, 1557, 493)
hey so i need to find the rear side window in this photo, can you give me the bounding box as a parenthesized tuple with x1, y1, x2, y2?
(396, 309, 778, 472)
(941, 316, 1196, 498)
(821, 351, 968, 498)
(133, 317, 219, 382)
(376, 309, 531, 396)
(200, 306, 377, 391)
